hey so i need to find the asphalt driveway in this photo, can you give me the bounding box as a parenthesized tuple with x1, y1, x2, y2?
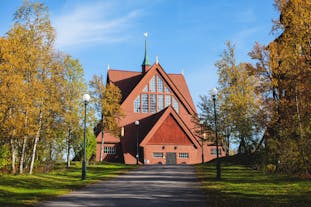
(39, 165, 207, 207)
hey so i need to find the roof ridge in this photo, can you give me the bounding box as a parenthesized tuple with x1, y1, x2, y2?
(109, 69, 142, 73)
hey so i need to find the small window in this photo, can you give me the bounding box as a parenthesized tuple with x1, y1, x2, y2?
(141, 94, 149, 113)
(153, 152, 163, 158)
(210, 148, 222, 155)
(165, 87, 170, 93)
(150, 94, 156, 113)
(157, 76, 164, 92)
(179, 153, 189, 158)
(134, 96, 140, 112)
(143, 85, 148, 92)
(104, 146, 116, 154)
(157, 94, 164, 111)
(172, 97, 179, 113)
(150, 76, 156, 92)
(165, 95, 171, 107)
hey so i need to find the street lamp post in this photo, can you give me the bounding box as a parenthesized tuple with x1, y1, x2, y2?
(212, 88, 221, 180)
(82, 93, 90, 180)
(135, 120, 140, 165)
(201, 132, 206, 164)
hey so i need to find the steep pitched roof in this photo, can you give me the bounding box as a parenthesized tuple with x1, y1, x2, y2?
(168, 73, 196, 113)
(107, 69, 143, 102)
(139, 106, 200, 148)
(111, 63, 196, 114)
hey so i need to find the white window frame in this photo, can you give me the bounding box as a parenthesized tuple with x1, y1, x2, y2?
(178, 153, 189, 158)
(153, 152, 164, 158)
(104, 146, 116, 154)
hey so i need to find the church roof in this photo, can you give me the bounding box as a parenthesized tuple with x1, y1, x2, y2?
(107, 69, 143, 103)
(107, 65, 196, 112)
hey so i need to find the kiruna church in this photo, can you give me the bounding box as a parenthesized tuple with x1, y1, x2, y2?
(95, 36, 224, 165)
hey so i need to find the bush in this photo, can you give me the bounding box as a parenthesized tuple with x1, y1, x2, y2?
(265, 164, 276, 174)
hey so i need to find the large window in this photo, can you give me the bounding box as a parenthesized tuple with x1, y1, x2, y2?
(104, 146, 116, 154)
(133, 75, 179, 114)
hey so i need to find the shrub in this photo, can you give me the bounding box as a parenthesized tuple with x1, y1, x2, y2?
(265, 164, 276, 174)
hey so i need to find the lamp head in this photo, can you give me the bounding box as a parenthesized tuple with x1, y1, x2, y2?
(83, 94, 91, 103)
(211, 88, 218, 99)
(135, 120, 140, 126)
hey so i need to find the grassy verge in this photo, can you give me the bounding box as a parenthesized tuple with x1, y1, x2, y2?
(0, 162, 136, 207)
(196, 160, 311, 207)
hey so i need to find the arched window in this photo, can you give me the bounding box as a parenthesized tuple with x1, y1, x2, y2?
(133, 75, 179, 114)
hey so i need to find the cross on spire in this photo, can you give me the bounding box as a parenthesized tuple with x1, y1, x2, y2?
(142, 32, 151, 72)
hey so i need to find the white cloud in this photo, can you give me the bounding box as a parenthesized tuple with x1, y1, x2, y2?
(235, 9, 257, 23)
(232, 27, 261, 48)
(52, 2, 141, 49)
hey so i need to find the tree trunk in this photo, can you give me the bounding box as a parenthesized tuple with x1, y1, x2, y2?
(66, 129, 71, 168)
(19, 137, 27, 174)
(29, 109, 43, 174)
(99, 114, 104, 162)
(10, 138, 16, 174)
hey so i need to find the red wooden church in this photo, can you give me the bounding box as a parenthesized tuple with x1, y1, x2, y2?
(95, 37, 224, 164)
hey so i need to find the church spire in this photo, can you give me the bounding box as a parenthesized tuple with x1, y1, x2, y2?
(142, 32, 151, 73)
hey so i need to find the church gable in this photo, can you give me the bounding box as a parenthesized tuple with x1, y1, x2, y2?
(133, 72, 180, 114)
(147, 114, 192, 145)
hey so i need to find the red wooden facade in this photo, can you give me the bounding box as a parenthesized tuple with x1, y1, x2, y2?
(95, 52, 224, 164)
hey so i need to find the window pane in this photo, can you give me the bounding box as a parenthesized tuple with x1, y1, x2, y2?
(150, 76, 156, 92)
(104, 146, 116, 154)
(157, 76, 164, 92)
(157, 94, 164, 111)
(134, 95, 140, 112)
(165, 87, 170, 93)
(150, 94, 156, 113)
(153, 152, 163, 158)
(172, 97, 179, 113)
(178, 153, 189, 158)
(142, 94, 149, 113)
(165, 95, 171, 107)
(143, 85, 148, 92)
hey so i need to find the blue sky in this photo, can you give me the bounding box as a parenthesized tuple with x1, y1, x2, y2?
(1, 0, 279, 106)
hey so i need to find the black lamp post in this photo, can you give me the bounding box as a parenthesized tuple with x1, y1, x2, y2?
(201, 132, 207, 164)
(82, 93, 90, 180)
(212, 88, 221, 180)
(135, 120, 140, 165)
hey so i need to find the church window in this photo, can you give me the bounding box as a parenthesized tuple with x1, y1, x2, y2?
(134, 96, 140, 112)
(165, 87, 170, 93)
(158, 95, 164, 111)
(150, 94, 156, 113)
(133, 75, 180, 114)
(143, 85, 148, 92)
(172, 97, 179, 113)
(150, 76, 156, 92)
(165, 95, 171, 107)
(141, 94, 149, 113)
(157, 76, 164, 92)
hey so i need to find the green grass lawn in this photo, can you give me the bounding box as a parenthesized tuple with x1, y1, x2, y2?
(0, 162, 136, 207)
(196, 161, 311, 207)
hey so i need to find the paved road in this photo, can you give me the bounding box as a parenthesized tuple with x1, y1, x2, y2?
(39, 165, 207, 207)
